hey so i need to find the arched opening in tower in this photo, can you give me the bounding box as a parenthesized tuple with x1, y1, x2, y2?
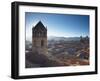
(41, 40, 44, 47)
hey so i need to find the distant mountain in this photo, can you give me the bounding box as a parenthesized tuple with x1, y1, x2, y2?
(25, 40, 32, 50)
(26, 40, 32, 45)
(48, 36, 80, 41)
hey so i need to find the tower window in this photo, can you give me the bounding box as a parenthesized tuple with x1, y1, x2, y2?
(41, 40, 44, 47)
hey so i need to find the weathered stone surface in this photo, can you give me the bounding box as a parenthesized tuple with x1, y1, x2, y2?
(32, 21, 47, 55)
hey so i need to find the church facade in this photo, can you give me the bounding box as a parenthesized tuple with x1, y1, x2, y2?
(32, 21, 47, 55)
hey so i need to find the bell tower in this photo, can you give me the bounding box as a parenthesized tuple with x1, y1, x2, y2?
(32, 21, 47, 55)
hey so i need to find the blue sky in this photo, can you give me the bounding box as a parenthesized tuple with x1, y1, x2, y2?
(25, 12, 89, 41)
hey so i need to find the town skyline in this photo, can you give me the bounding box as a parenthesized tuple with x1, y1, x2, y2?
(25, 12, 89, 41)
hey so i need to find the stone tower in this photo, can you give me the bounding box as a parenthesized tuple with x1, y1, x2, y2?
(32, 21, 47, 55)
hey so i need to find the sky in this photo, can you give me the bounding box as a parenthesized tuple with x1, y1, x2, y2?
(25, 12, 89, 41)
